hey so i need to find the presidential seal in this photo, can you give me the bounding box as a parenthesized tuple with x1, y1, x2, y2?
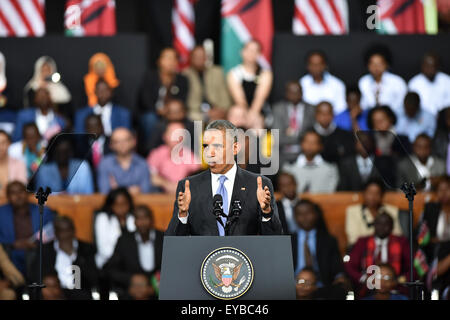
(200, 247, 253, 300)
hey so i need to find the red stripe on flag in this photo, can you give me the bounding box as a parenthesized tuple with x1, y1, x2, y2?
(32, 0, 45, 24)
(0, 9, 15, 36)
(10, 0, 35, 36)
(294, 6, 312, 34)
(174, 4, 195, 35)
(327, 0, 345, 32)
(307, 0, 331, 34)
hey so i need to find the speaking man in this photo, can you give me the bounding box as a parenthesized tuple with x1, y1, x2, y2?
(165, 120, 282, 236)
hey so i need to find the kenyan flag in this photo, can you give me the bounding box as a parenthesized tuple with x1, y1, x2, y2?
(414, 249, 429, 277)
(417, 221, 431, 247)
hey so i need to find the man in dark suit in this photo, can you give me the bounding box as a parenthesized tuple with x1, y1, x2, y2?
(165, 120, 282, 236)
(105, 206, 163, 294)
(272, 81, 315, 165)
(291, 199, 348, 299)
(276, 172, 299, 235)
(74, 79, 131, 136)
(30, 216, 98, 300)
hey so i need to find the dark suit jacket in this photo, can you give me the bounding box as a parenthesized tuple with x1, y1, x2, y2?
(104, 230, 164, 289)
(416, 202, 443, 262)
(165, 166, 282, 236)
(320, 127, 355, 164)
(12, 108, 66, 142)
(291, 229, 344, 287)
(396, 156, 446, 189)
(74, 104, 131, 134)
(276, 200, 289, 236)
(338, 155, 386, 191)
(30, 240, 98, 295)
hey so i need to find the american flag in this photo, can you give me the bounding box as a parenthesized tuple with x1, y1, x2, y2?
(172, 0, 195, 69)
(292, 0, 348, 35)
(0, 0, 45, 37)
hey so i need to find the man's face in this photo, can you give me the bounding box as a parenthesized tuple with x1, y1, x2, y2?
(374, 214, 393, 239)
(278, 174, 297, 200)
(34, 88, 51, 110)
(203, 129, 237, 174)
(129, 274, 152, 300)
(54, 141, 72, 165)
(294, 204, 318, 231)
(422, 55, 438, 79)
(42, 276, 63, 300)
(134, 209, 153, 236)
(165, 100, 186, 122)
(23, 126, 40, 149)
(190, 47, 206, 71)
(111, 129, 135, 156)
(0, 133, 10, 158)
(85, 117, 104, 136)
(404, 101, 419, 118)
(413, 137, 431, 163)
(285, 83, 302, 105)
(307, 54, 326, 78)
(364, 184, 383, 208)
(315, 104, 334, 128)
(55, 221, 75, 243)
(7, 183, 28, 209)
(300, 133, 322, 159)
(437, 181, 450, 205)
(95, 82, 112, 106)
(347, 92, 361, 110)
(368, 54, 387, 79)
(296, 270, 317, 299)
(163, 122, 185, 149)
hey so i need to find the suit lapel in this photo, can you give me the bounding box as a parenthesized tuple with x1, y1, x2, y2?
(201, 170, 217, 235)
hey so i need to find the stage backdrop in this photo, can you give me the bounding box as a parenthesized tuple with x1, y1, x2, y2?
(271, 33, 450, 102)
(0, 34, 148, 112)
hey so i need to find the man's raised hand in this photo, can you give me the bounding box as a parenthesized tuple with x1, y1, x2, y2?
(178, 180, 191, 217)
(256, 176, 271, 214)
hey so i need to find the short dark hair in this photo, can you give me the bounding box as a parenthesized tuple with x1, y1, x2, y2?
(316, 101, 334, 113)
(363, 178, 386, 194)
(346, 86, 361, 98)
(293, 199, 329, 233)
(404, 92, 420, 108)
(95, 78, 110, 90)
(276, 171, 297, 188)
(364, 44, 392, 66)
(84, 114, 103, 127)
(300, 129, 323, 145)
(422, 51, 441, 67)
(0, 129, 11, 142)
(54, 215, 75, 232)
(367, 105, 397, 129)
(414, 133, 431, 144)
(305, 50, 328, 64)
(134, 205, 154, 220)
(377, 262, 398, 277)
(205, 120, 238, 143)
(6, 181, 27, 195)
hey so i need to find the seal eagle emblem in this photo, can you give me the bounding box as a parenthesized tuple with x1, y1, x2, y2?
(201, 247, 253, 300)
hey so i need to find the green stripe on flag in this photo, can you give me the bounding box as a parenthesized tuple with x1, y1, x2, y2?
(221, 18, 244, 73)
(424, 0, 438, 34)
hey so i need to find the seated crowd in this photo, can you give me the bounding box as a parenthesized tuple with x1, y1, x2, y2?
(0, 42, 449, 300)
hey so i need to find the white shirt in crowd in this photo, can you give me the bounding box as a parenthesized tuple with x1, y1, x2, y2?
(281, 197, 298, 234)
(35, 109, 55, 135)
(299, 72, 346, 114)
(408, 72, 450, 116)
(94, 212, 136, 269)
(135, 231, 156, 272)
(93, 102, 113, 136)
(54, 239, 78, 289)
(374, 237, 389, 263)
(358, 71, 407, 114)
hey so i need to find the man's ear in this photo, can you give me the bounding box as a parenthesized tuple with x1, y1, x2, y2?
(233, 141, 241, 156)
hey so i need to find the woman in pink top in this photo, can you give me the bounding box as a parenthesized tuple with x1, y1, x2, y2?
(0, 130, 27, 196)
(147, 122, 201, 193)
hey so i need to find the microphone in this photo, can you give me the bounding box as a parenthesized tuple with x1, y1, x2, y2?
(213, 194, 224, 218)
(225, 199, 242, 235)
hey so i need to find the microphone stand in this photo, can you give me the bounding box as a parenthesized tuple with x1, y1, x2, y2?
(400, 182, 423, 300)
(225, 200, 242, 236)
(28, 187, 51, 300)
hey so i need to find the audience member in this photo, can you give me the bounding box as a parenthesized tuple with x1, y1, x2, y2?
(13, 87, 66, 142)
(396, 92, 436, 143)
(433, 107, 450, 174)
(94, 187, 136, 269)
(0, 51, 10, 108)
(361, 263, 408, 300)
(283, 130, 339, 193)
(98, 128, 154, 194)
(272, 81, 315, 164)
(345, 213, 410, 298)
(408, 52, 450, 116)
(32, 216, 98, 300)
(397, 134, 445, 191)
(35, 134, 94, 194)
(367, 105, 411, 157)
(314, 101, 355, 164)
(0, 243, 25, 300)
(295, 267, 319, 300)
(227, 40, 272, 129)
(359, 46, 407, 114)
(335, 86, 369, 132)
(345, 179, 403, 247)
(75, 79, 131, 136)
(84, 53, 119, 107)
(125, 273, 155, 300)
(0, 181, 54, 275)
(147, 122, 200, 194)
(23, 56, 71, 111)
(0, 131, 27, 196)
(436, 240, 450, 299)
(276, 172, 299, 234)
(183, 45, 231, 122)
(41, 274, 66, 300)
(0, 52, 17, 135)
(138, 47, 188, 144)
(104, 205, 163, 294)
(291, 200, 348, 299)
(299, 51, 346, 114)
(8, 123, 45, 180)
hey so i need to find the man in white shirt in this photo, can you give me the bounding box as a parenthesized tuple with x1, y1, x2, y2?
(299, 51, 346, 114)
(408, 52, 450, 116)
(359, 48, 407, 114)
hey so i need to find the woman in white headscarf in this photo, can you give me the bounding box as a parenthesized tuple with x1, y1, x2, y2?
(0, 51, 8, 108)
(23, 56, 71, 108)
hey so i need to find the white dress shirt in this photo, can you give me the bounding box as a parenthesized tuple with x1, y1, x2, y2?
(54, 240, 78, 289)
(374, 237, 389, 263)
(35, 109, 55, 135)
(281, 197, 298, 234)
(135, 231, 156, 272)
(411, 155, 434, 191)
(300, 72, 346, 114)
(93, 102, 113, 136)
(408, 72, 450, 116)
(358, 71, 407, 114)
(94, 212, 136, 269)
(356, 155, 374, 181)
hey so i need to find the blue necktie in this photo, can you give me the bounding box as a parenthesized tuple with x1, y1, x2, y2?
(216, 175, 228, 236)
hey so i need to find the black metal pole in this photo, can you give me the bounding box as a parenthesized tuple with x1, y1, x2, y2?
(38, 202, 44, 300)
(407, 196, 414, 300)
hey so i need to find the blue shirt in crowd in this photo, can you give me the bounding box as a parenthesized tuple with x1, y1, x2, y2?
(395, 109, 436, 143)
(335, 109, 369, 132)
(295, 228, 318, 275)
